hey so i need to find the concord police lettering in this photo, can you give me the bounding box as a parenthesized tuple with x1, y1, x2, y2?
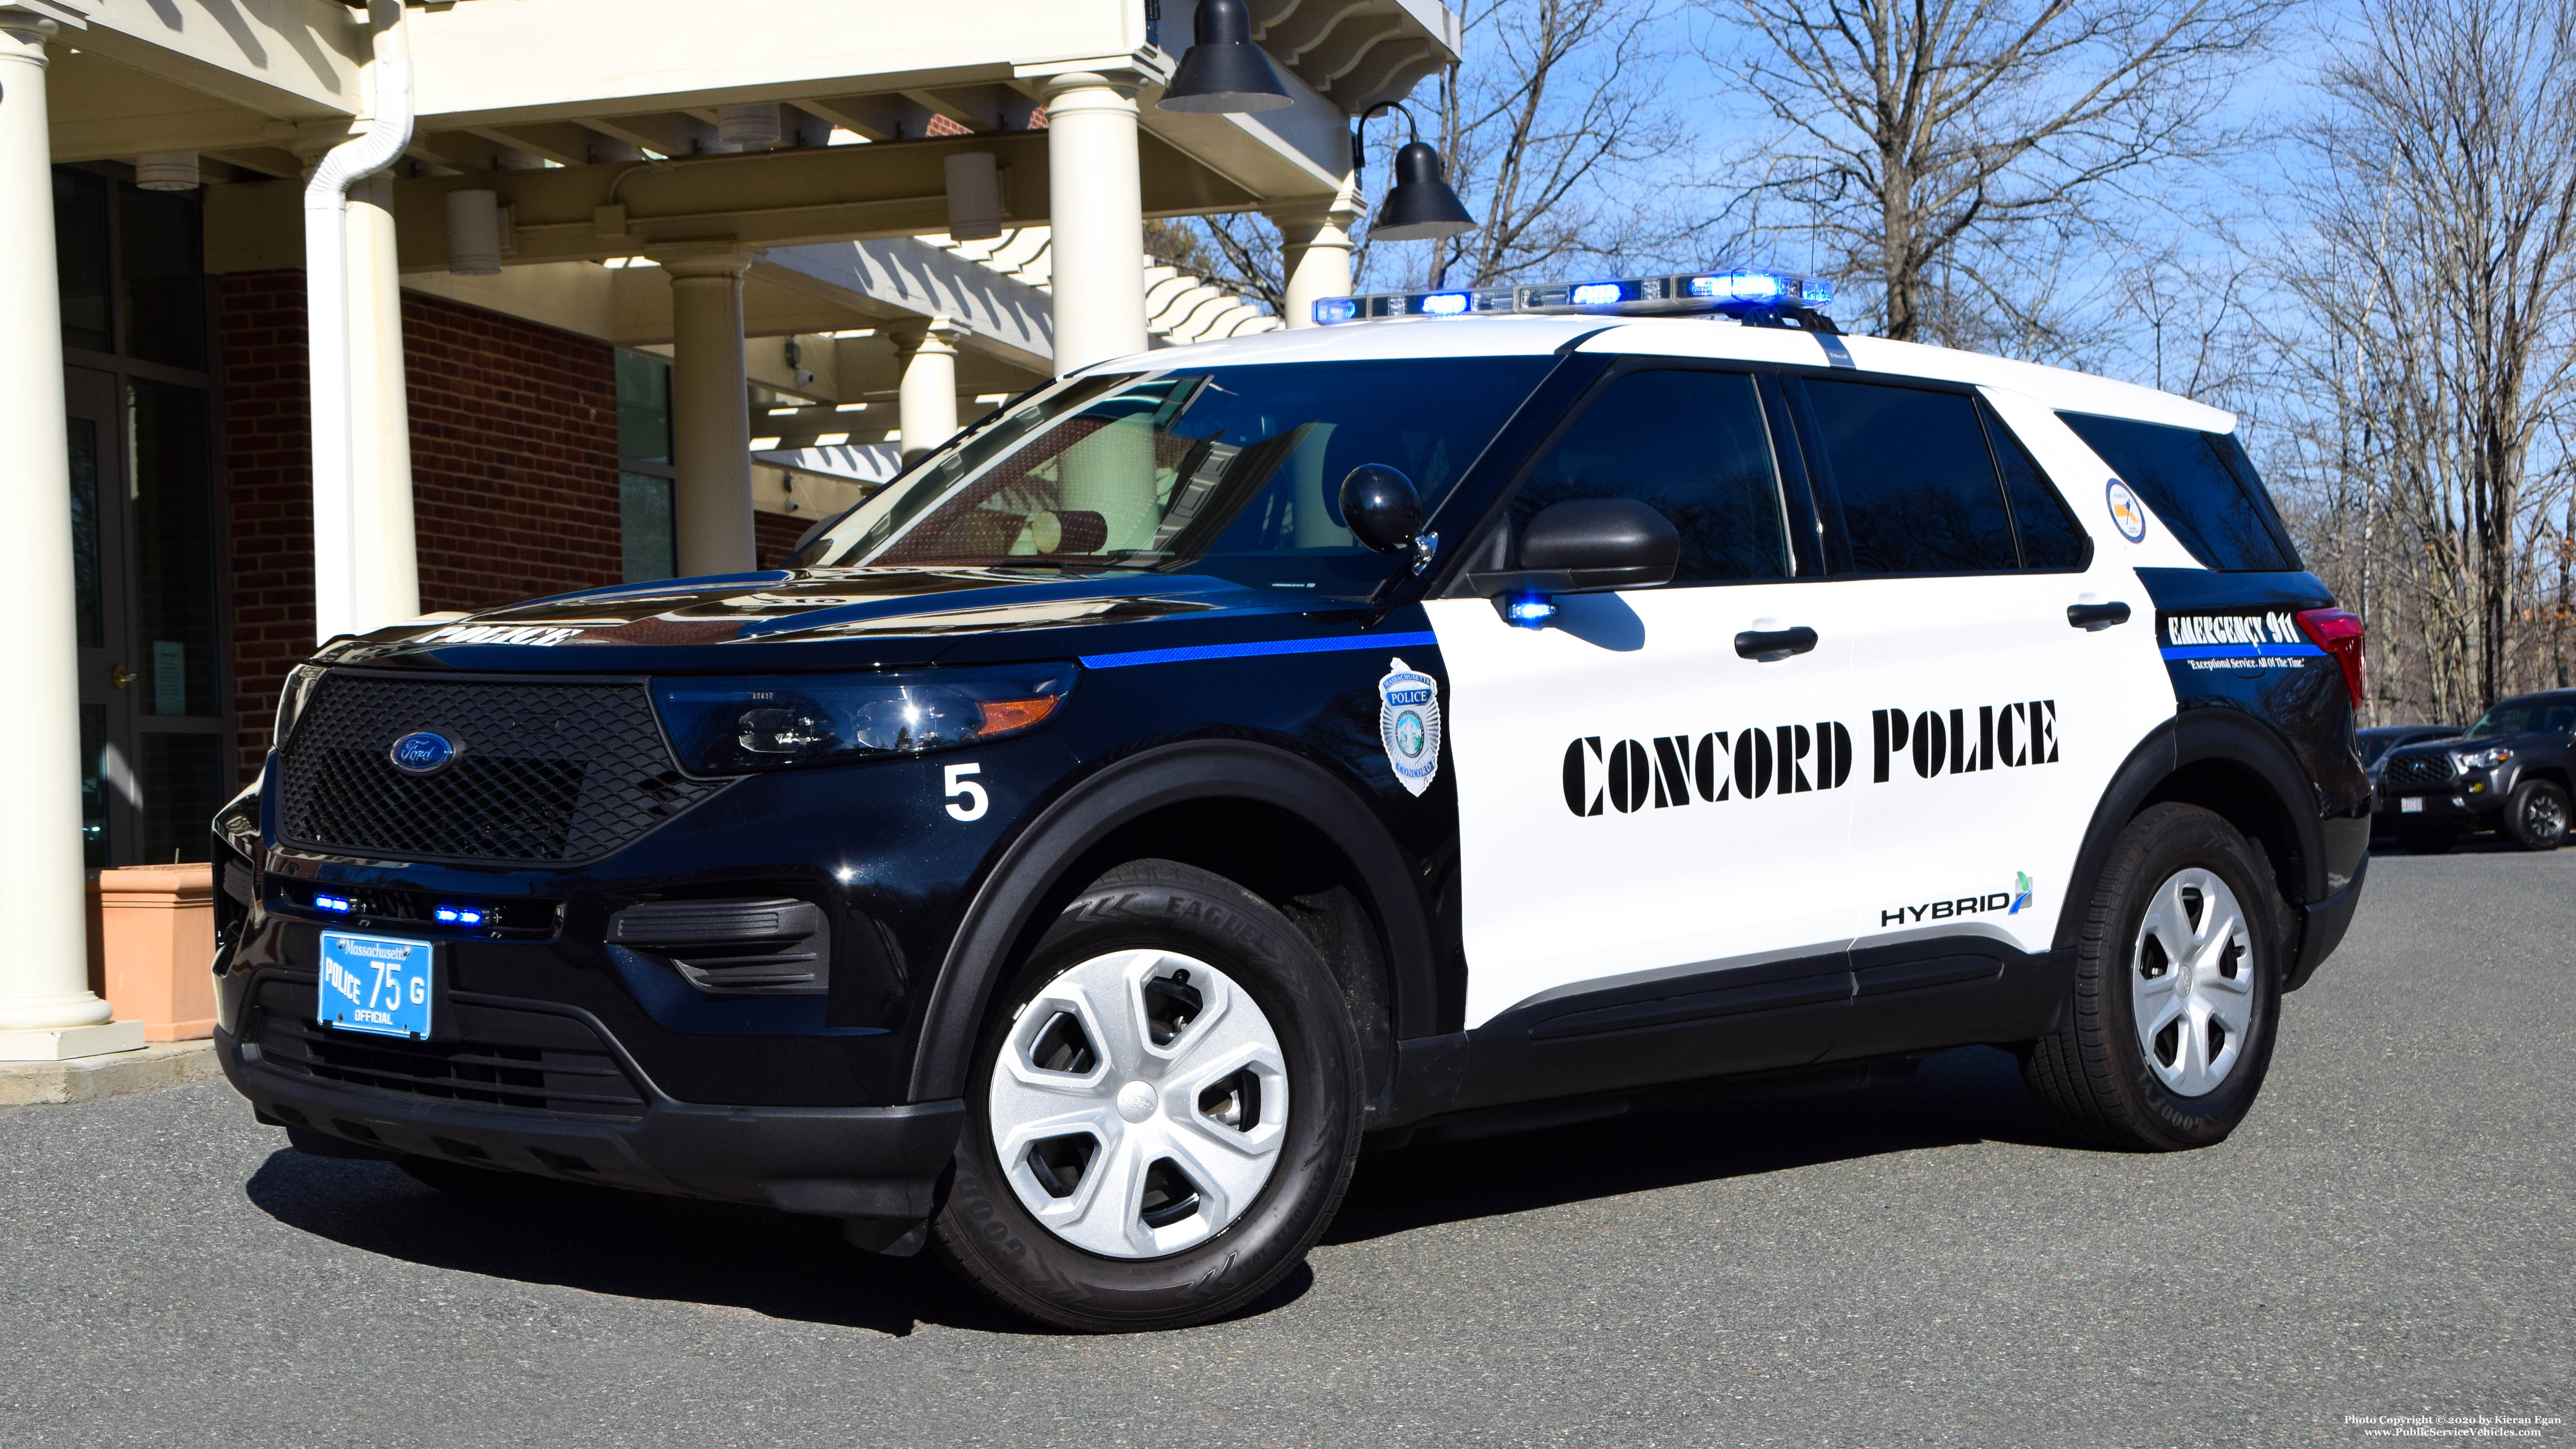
(1563, 723, 1856, 815)
(1871, 700, 2058, 783)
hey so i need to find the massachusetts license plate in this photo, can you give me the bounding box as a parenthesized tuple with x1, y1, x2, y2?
(2400, 797, 2425, 813)
(318, 931, 434, 1039)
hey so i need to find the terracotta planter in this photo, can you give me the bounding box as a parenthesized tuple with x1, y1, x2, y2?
(87, 865, 218, 1043)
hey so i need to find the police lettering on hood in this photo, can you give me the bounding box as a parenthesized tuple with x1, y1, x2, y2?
(1564, 699, 2058, 817)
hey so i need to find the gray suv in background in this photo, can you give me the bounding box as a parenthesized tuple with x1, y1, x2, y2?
(2377, 695, 2576, 852)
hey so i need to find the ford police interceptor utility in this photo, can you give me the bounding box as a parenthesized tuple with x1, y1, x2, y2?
(212, 271, 2371, 1332)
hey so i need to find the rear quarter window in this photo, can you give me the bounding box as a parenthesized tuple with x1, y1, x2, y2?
(2056, 412, 2300, 571)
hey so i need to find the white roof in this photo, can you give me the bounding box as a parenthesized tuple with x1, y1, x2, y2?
(1089, 314, 2237, 434)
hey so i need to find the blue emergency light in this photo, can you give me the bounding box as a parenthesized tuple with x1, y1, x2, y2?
(1314, 270, 1833, 325)
(314, 894, 353, 913)
(433, 905, 485, 926)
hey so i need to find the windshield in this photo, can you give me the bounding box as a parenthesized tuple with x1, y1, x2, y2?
(793, 358, 1552, 597)
(2464, 699, 2576, 739)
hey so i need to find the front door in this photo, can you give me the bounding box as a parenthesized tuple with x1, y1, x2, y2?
(1432, 365, 1861, 1081)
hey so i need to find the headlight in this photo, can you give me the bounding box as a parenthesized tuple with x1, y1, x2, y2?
(652, 665, 1078, 775)
(273, 663, 327, 749)
(2458, 745, 2514, 770)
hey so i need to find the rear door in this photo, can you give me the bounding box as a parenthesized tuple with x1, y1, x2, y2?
(1430, 364, 1863, 1080)
(1785, 377, 2170, 1058)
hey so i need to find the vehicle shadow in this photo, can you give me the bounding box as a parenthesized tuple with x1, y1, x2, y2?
(1326, 1043, 2062, 1246)
(241, 1152, 1026, 1337)
(242, 1045, 2057, 1332)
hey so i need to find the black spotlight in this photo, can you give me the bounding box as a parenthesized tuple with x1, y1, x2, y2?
(1158, 0, 1292, 114)
(1354, 105, 1477, 242)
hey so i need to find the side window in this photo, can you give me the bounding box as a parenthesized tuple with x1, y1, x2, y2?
(1801, 379, 2017, 574)
(2055, 412, 2299, 572)
(1511, 370, 1790, 584)
(1983, 406, 2091, 570)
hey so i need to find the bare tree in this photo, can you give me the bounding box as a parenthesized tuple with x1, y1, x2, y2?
(2267, 0, 2576, 719)
(1380, 0, 1695, 289)
(1702, 0, 2281, 344)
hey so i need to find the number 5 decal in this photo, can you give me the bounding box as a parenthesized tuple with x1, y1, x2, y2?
(944, 763, 989, 821)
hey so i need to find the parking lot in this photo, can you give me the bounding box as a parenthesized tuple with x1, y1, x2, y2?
(3, 846, 2567, 1449)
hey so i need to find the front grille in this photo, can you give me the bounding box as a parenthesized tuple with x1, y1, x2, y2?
(2381, 752, 2459, 792)
(252, 978, 646, 1116)
(277, 672, 725, 865)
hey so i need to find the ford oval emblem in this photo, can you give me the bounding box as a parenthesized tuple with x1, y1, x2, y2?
(388, 731, 458, 775)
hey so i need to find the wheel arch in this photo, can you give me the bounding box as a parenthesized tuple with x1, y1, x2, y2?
(2057, 709, 2328, 958)
(906, 739, 1436, 1110)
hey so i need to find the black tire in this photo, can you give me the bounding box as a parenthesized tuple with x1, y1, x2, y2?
(2020, 804, 2286, 1151)
(396, 1155, 567, 1203)
(2396, 820, 2455, 855)
(2502, 780, 2570, 851)
(930, 859, 1363, 1333)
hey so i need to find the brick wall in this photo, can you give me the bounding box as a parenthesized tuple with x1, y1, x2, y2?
(404, 290, 621, 615)
(218, 271, 314, 786)
(756, 509, 809, 569)
(218, 276, 621, 783)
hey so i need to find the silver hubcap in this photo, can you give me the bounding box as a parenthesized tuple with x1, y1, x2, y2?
(2131, 868, 2255, 1098)
(989, 949, 1289, 1259)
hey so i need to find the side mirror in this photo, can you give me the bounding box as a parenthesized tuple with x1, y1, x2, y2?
(1469, 499, 1679, 624)
(1340, 465, 1424, 555)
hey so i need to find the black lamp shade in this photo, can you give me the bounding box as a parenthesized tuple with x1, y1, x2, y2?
(1371, 140, 1477, 241)
(1158, 0, 1293, 114)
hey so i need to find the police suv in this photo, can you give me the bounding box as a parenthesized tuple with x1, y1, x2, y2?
(213, 271, 2371, 1332)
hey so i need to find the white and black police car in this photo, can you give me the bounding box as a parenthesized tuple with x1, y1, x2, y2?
(212, 271, 2370, 1331)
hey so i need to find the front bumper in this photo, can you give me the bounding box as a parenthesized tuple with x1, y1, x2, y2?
(217, 1021, 961, 1219)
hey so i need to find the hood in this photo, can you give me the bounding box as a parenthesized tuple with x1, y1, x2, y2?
(329, 567, 1357, 674)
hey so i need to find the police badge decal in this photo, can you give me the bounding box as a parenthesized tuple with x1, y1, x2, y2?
(1378, 657, 1442, 796)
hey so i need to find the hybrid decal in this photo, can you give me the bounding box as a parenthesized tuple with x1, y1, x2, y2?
(418, 624, 582, 648)
(1882, 874, 2033, 928)
(1563, 723, 1855, 815)
(1871, 701, 2058, 782)
(2158, 611, 2324, 670)
(1379, 658, 1443, 796)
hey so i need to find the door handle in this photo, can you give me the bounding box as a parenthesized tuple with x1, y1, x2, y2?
(2067, 602, 2132, 631)
(1734, 626, 1819, 662)
(109, 664, 133, 690)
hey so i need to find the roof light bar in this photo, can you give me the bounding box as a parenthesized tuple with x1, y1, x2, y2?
(1314, 271, 1833, 326)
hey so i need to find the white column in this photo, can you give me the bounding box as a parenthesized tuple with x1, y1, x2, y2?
(652, 244, 761, 577)
(347, 172, 419, 625)
(1041, 72, 1148, 375)
(889, 319, 961, 466)
(1271, 182, 1361, 328)
(0, 8, 138, 1060)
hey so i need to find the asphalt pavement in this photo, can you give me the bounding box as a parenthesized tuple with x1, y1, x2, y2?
(3, 846, 2569, 1448)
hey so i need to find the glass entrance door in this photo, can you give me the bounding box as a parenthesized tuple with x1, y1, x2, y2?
(64, 369, 226, 867)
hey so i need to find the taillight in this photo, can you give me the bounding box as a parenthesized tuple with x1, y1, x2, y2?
(2295, 607, 2364, 709)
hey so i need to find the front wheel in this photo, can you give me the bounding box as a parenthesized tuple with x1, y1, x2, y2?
(2502, 780, 2570, 851)
(2021, 804, 2285, 1151)
(930, 859, 1362, 1332)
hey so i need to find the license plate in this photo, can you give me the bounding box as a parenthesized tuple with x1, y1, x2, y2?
(2400, 796, 2424, 813)
(318, 931, 434, 1039)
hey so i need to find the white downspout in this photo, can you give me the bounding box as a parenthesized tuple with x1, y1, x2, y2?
(306, 0, 414, 645)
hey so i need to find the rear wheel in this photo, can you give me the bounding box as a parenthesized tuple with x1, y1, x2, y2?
(2021, 804, 2284, 1151)
(2502, 780, 2570, 851)
(930, 859, 1362, 1332)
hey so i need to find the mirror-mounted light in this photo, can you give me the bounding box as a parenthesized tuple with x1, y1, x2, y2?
(1157, 0, 1293, 114)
